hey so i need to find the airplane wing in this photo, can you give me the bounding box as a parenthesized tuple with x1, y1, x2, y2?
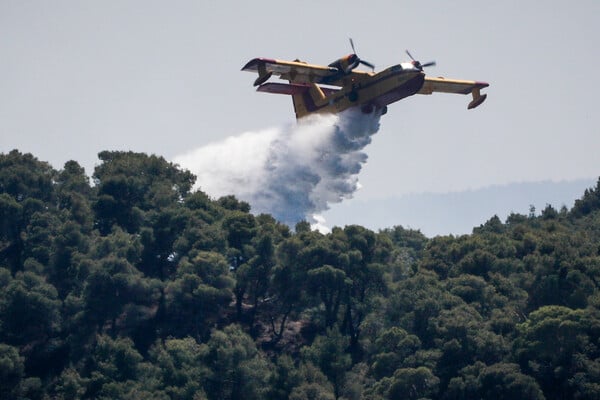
(242, 58, 339, 85)
(242, 57, 373, 86)
(418, 77, 489, 109)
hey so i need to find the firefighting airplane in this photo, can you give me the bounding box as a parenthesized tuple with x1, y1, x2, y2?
(242, 41, 488, 119)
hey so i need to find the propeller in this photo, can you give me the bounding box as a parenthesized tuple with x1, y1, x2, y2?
(405, 50, 436, 70)
(349, 38, 375, 71)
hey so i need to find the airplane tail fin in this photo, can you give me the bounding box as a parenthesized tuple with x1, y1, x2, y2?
(291, 86, 323, 119)
(291, 93, 307, 120)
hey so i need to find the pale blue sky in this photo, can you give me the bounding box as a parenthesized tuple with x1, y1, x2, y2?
(1, 1, 599, 234)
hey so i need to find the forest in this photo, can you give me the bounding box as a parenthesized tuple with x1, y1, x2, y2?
(1, 149, 600, 399)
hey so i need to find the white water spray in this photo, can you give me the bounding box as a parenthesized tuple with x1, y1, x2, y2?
(173, 109, 381, 227)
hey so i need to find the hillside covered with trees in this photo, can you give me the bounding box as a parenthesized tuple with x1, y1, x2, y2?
(1, 149, 600, 399)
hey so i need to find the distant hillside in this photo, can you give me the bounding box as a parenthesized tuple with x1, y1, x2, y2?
(323, 179, 597, 236)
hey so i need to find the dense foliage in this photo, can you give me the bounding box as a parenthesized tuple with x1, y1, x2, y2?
(1, 149, 600, 399)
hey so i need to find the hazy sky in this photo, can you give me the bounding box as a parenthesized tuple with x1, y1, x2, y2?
(2, 1, 599, 233)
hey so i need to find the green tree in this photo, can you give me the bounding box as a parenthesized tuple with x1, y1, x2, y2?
(384, 270, 460, 346)
(370, 327, 421, 379)
(386, 366, 440, 400)
(51, 368, 88, 400)
(268, 355, 304, 400)
(55, 160, 94, 231)
(236, 233, 276, 331)
(308, 265, 349, 328)
(338, 226, 388, 354)
(267, 236, 310, 340)
(514, 305, 600, 400)
(478, 363, 545, 400)
(148, 337, 209, 399)
(289, 362, 335, 400)
(0, 343, 25, 399)
(222, 210, 257, 320)
(85, 335, 151, 399)
(0, 150, 56, 204)
(139, 207, 191, 280)
(571, 178, 600, 218)
(302, 327, 352, 399)
(445, 362, 545, 400)
(203, 325, 272, 400)
(92, 151, 195, 234)
(0, 193, 25, 272)
(0, 271, 61, 347)
(164, 253, 233, 339)
(82, 257, 160, 338)
(49, 220, 91, 298)
(432, 304, 507, 386)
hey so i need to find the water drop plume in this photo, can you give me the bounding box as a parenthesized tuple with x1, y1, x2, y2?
(174, 109, 381, 226)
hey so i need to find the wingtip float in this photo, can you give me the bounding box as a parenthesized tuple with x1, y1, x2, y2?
(242, 41, 489, 119)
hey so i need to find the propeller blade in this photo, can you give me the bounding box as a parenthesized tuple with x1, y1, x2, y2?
(348, 38, 375, 71)
(406, 50, 435, 69)
(360, 60, 375, 71)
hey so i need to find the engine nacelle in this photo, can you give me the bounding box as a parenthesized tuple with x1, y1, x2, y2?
(328, 54, 360, 74)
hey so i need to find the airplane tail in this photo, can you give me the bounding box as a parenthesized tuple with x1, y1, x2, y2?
(257, 82, 338, 119)
(291, 92, 310, 120)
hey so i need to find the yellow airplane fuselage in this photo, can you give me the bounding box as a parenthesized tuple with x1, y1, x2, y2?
(258, 66, 425, 119)
(297, 67, 425, 118)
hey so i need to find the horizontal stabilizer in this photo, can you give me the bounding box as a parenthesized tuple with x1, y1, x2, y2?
(257, 82, 310, 95)
(257, 82, 340, 96)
